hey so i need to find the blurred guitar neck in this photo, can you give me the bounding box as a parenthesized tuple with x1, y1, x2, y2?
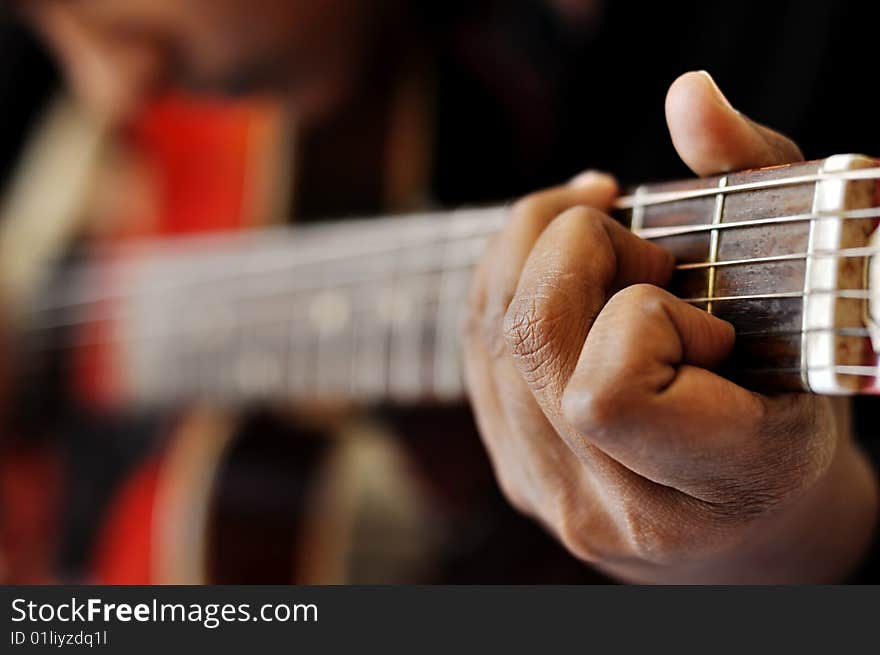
(18, 154, 880, 411)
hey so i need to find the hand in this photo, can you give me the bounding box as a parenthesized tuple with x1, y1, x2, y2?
(462, 71, 879, 583)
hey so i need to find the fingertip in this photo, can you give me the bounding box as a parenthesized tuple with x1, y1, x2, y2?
(568, 170, 619, 204)
(569, 169, 615, 187)
(646, 239, 677, 276)
(666, 71, 745, 175)
(707, 312, 737, 345)
(666, 70, 803, 175)
(661, 296, 737, 367)
(672, 71, 736, 111)
(609, 222, 676, 287)
(697, 307, 737, 361)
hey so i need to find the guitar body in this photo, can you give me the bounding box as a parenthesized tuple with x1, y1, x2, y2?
(82, 95, 439, 585)
(70, 96, 319, 585)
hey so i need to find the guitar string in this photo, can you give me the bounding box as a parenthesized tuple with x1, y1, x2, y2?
(674, 245, 880, 271)
(18, 156, 880, 316)
(634, 206, 880, 239)
(681, 289, 871, 304)
(19, 241, 880, 337)
(20, 323, 879, 404)
(17, 283, 875, 357)
(26, 218, 500, 313)
(20, 205, 880, 322)
(24, 319, 871, 356)
(23, 287, 456, 352)
(20, 228, 880, 333)
(24, 255, 480, 332)
(20, 165, 880, 316)
(613, 166, 880, 209)
(15, 167, 880, 385)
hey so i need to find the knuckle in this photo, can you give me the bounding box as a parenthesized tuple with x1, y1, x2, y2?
(510, 193, 550, 228)
(556, 515, 601, 564)
(615, 497, 703, 564)
(552, 491, 606, 564)
(458, 288, 511, 362)
(567, 203, 608, 224)
(460, 261, 490, 347)
(610, 282, 666, 313)
(496, 474, 532, 517)
(561, 383, 628, 434)
(459, 297, 486, 355)
(556, 206, 615, 248)
(619, 505, 680, 563)
(697, 396, 837, 518)
(552, 487, 706, 566)
(459, 298, 481, 344)
(502, 293, 572, 388)
(481, 303, 512, 361)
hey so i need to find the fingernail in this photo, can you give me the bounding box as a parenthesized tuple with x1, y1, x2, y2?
(696, 70, 737, 113)
(569, 169, 615, 188)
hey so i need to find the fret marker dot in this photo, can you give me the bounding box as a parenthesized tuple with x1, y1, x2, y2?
(376, 289, 413, 325)
(308, 291, 350, 333)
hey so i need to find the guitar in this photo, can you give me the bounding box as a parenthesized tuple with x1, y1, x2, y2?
(13, 153, 880, 415)
(9, 154, 880, 585)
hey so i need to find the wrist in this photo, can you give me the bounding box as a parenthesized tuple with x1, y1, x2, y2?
(690, 439, 877, 583)
(602, 437, 879, 584)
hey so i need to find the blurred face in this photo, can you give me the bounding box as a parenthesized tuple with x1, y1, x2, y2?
(23, 0, 384, 122)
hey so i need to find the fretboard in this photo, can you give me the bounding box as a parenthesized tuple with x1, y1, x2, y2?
(20, 155, 880, 409)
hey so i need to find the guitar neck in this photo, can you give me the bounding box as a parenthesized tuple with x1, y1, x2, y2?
(19, 155, 880, 410)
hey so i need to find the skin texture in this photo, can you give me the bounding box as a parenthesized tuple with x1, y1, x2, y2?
(462, 71, 880, 583)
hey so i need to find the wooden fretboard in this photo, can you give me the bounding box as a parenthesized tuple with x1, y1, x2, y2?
(20, 155, 880, 409)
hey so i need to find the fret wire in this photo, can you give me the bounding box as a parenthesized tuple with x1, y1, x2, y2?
(388, 223, 417, 399)
(801, 160, 825, 393)
(433, 221, 470, 399)
(614, 166, 880, 209)
(628, 186, 646, 232)
(706, 176, 727, 314)
(635, 206, 880, 240)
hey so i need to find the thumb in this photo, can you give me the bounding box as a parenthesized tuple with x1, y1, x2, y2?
(665, 71, 803, 177)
